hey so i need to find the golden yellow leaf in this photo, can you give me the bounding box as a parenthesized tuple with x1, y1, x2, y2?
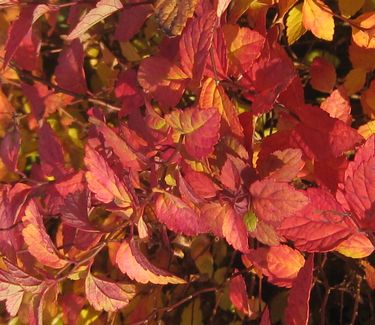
(358, 120, 375, 139)
(352, 11, 375, 48)
(286, 3, 306, 45)
(339, 0, 365, 17)
(154, 0, 199, 36)
(302, 0, 334, 41)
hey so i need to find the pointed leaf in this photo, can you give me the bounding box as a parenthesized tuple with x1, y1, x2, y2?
(85, 272, 135, 312)
(55, 39, 87, 94)
(179, 11, 216, 85)
(310, 57, 336, 93)
(302, 0, 334, 41)
(67, 0, 123, 40)
(22, 200, 68, 269)
(0, 127, 20, 172)
(154, 192, 201, 236)
(229, 272, 250, 315)
(84, 144, 133, 209)
(116, 239, 185, 284)
(285, 254, 314, 325)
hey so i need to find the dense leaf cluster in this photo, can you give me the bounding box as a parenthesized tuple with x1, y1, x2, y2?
(0, 0, 375, 324)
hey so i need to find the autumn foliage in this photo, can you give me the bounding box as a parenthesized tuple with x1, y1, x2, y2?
(1, 0, 375, 324)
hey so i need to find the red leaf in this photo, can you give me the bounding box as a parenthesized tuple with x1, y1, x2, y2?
(85, 271, 135, 312)
(220, 156, 241, 192)
(0, 127, 20, 172)
(250, 179, 308, 224)
(90, 117, 145, 170)
(248, 245, 305, 288)
(55, 39, 87, 94)
(22, 200, 68, 269)
(67, 0, 123, 40)
(278, 188, 353, 252)
(229, 272, 250, 315)
(310, 57, 336, 93)
(84, 143, 133, 209)
(285, 254, 314, 325)
(222, 24, 265, 76)
(138, 56, 189, 107)
(179, 11, 217, 86)
(343, 135, 375, 230)
(116, 239, 185, 284)
(3, 4, 49, 69)
(115, 3, 152, 42)
(183, 167, 218, 198)
(165, 107, 221, 158)
(22, 82, 50, 121)
(154, 192, 201, 236)
(205, 28, 229, 79)
(259, 306, 271, 325)
(13, 28, 41, 71)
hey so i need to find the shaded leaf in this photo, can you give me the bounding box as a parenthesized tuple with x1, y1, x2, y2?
(284, 254, 314, 325)
(310, 57, 336, 93)
(67, 0, 123, 40)
(22, 200, 68, 269)
(229, 272, 250, 315)
(0, 127, 20, 172)
(55, 39, 87, 94)
(154, 0, 199, 36)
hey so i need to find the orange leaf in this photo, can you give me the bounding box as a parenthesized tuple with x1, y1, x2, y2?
(335, 232, 374, 258)
(320, 88, 351, 124)
(200, 77, 244, 138)
(22, 200, 68, 269)
(362, 261, 375, 290)
(352, 12, 375, 49)
(116, 239, 185, 284)
(248, 245, 305, 288)
(302, 0, 334, 41)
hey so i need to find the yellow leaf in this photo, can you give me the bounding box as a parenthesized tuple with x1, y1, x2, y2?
(358, 120, 375, 139)
(343, 68, 367, 95)
(302, 0, 334, 41)
(286, 3, 306, 45)
(336, 233, 374, 258)
(339, 0, 365, 17)
(352, 11, 375, 48)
